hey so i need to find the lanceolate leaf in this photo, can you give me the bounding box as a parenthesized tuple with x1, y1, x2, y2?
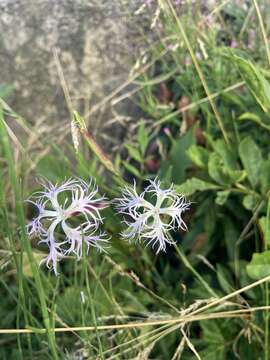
(232, 55, 270, 112)
(186, 144, 209, 168)
(138, 121, 149, 155)
(239, 136, 262, 188)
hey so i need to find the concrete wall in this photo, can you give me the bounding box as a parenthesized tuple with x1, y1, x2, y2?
(0, 0, 146, 148)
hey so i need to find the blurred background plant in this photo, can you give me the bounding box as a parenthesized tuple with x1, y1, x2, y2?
(1, 0, 270, 359)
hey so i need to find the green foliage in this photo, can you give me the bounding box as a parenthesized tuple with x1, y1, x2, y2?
(231, 55, 270, 112)
(239, 136, 262, 188)
(1, 1, 270, 359)
(199, 320, 228, 359)
(175, 178, 219, 196)
(186, 144, 209, 169)
(247, 251, 270, 280)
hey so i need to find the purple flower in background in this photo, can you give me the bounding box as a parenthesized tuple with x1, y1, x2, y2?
(205, 15, 214, 26)
(115, 179, 190, 253)
(144, 0, 154, 5)
(163, 127, 171, 137)
(27, 178, 109, 274)
(230, 39, 238, 48)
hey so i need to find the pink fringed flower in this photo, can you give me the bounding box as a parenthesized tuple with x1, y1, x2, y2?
(27, 178, 109, 274)
(116, 179, 190, 253)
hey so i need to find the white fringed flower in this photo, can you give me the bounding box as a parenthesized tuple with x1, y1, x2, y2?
(116, 179, 190, 253)
(27, 178, 109, 274)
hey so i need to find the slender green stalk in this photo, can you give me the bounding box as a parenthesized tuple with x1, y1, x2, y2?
(264, 198, 270, 360)
(172, 240, 217, 298)
(265, 275, 269, 360)
(4, 305, 270, 335)
(89, 262, 139, 348)
(82, 246, 104, 359)
(0, 112, 59, 359)
(15, 302, 23, 358)
(250, 12, 270, 356)
(161, 0, 229, 145)
(0, 133, 32, 357)
(253, 0, 270, 66)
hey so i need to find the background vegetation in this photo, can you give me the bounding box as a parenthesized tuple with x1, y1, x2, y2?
(1, 0, 270, 358)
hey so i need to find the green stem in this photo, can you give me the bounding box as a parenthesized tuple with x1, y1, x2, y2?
(0, 113, 59, 359)
(162, 0, 229, 145)
(265, 282, 269, 360)
(264, 198, 270, 360)
(0, 131, 33, 358)
(83, 246, 104, 359)
(172, 239, 218, 298)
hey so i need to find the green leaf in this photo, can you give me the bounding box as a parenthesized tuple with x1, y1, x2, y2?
(238, 112, 263, 124)
(125, 144, 142, 163)
(247, 251, 270, 279)
(215, 190, 230, 205)
(208, 153, 231, 185)
(175, 178, 219, 196)
(260, 158, 270, 193)
(206, 137, 245, 185)
(169, 129, 195, 184)
(201, 320, 225, 343)
(223, 216, 240, 260)
(232, 55, 270, 112)
(138, 121, 149, 155)
(216, 264, 233, 293)
(212, 139, 237, 170)
(200, 346, 226, 360)
(222, 91, 245, 110)
(186, 144, 209, 168)
(122, 161, 142, 179)
(259, 217, 270, 249)
(159, 165, 173, 187)
(239, 112, 270, 131)
(237, 260, 258, 300)
(242, 194, 259, 210)
(226, 169, 246, 183)
(239, 136, 262, 188)
(36, 149, 72, 181)
(223, 3, 246, 19)
(200, 321, 226, 360)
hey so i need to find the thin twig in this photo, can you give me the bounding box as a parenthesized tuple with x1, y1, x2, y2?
(1, 305, 270, 335)
(162, 0, 229, 144)
(252, 0, 270, 66)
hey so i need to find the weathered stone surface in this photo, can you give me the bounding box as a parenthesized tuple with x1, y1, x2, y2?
(0, 0, 145, 147)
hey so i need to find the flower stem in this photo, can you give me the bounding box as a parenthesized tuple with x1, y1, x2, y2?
(82, 245, 104, 359)
(172, 240, 217, 298)
(0, 112, 59, 359)
(264, 198, 270, 360)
